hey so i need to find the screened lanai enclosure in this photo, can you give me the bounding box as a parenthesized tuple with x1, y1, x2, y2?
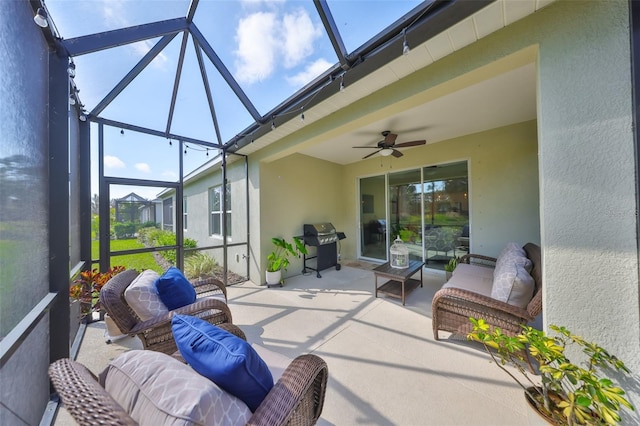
(1, 0, 505, 423)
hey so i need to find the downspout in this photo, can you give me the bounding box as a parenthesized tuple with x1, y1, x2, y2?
(630, 0, 640, 318)
(245, 155, 250, 281)
(221, 153, 228, 287)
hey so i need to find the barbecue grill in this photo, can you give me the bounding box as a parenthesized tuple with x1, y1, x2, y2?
(300, 223, 346, 278)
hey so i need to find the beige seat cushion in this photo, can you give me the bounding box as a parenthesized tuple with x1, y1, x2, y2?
(123, 270, 168, 321)
(491, 260, 535, 308)
(443, 265, 493, 298)
(496, 242, 532, 273)
(102, 350, 251, 426)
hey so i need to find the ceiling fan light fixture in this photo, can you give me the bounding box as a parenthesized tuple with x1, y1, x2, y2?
(380, 148, 394, 157)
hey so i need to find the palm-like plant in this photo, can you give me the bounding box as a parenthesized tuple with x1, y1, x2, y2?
(266, 237, 307, 273)
(468, 318, 634, 425)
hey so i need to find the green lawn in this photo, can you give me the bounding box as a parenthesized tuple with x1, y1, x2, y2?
(92, 239, 163, 274)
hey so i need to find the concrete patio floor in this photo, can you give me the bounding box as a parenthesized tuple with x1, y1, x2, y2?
(54, 264, 533, 425)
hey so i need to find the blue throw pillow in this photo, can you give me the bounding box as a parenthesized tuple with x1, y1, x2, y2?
(171, 315, 274, 412)
(154, 267, 196, 310)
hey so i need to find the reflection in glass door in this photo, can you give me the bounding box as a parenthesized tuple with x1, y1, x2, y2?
(388, 169, 423, 262)
(358, 161, 469, 269)
(359, 175, 387, 261)
(423, 162, 469, 269)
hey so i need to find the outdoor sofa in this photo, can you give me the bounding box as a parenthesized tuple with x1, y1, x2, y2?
(432, 242, 542, 339)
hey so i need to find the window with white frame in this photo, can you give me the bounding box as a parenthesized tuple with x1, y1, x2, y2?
(209, 184, 231, 237)
(183, 197, 188, 230)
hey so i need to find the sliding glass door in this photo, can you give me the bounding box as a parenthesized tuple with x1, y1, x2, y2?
(423, 162, 469, 268)
(358, 161, 469, 269)
(359, 175, 387, 261)
(388, 169, 423, 262)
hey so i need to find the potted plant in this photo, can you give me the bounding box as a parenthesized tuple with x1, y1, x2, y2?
(444, 257, 457, 281)
(70, 266, 125, 323)
(468, 318, 635, 425)
(265, 236, 307, 286)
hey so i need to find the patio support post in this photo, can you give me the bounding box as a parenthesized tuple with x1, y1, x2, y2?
(79, 119, 91, 270)
(98, 123, 110, 272)
(49, 45, 71, 364)
(176, 141, 184, 269)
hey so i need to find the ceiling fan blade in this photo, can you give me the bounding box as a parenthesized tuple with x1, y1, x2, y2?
(362, 149, 381, 159)
(384, 132, 398, 145)
(352, 146, 378, 149)
(393, 140, 426, 148)
(391, 149, 403, 158)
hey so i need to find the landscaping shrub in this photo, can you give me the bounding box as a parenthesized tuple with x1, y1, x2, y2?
(114, 222, 136, 239)
(184, 252, 221, 280)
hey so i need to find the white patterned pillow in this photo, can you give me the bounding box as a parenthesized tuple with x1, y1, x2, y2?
(491, 260, 535, 308)
(102, 350, 251, 426)
(124, 270, 168, 321)
(495, 242, 532, 273)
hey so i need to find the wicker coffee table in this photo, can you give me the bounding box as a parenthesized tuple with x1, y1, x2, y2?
(373, 260, 424, 305)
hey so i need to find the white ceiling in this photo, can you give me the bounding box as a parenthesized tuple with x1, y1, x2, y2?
(298, 62, 537, 165)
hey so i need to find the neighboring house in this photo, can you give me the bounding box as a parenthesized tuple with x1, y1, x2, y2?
(158, 157, 248, 280)
(114, 192, 155, 224)
(4, 1, 640, 425)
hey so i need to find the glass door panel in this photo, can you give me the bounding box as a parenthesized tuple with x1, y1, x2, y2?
(423, 161, 469, 269)
(388, 169, 423, 262)
(359, 175, 387, 260)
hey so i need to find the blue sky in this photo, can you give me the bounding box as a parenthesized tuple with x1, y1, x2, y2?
(45, 0, 422, 199)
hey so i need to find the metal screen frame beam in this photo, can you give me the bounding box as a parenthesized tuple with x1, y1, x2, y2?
(64, 18, 188, 56)
(314, 0, 350, 70)
(189, 23, 262, 122)
(92, 116, 222, 149)
(166, 31, 190, 135)
(193, 36, 223, 145)
(91, 33, 178, 116)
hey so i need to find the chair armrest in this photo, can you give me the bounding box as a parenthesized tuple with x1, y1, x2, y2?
(248, 354, 328, 426)
(433, 287, 533, 333)
(458, 253, 497, 267)
(191, 276, 227, 300)
(129, 298, 232, 337)
(49, 359, 136, 426)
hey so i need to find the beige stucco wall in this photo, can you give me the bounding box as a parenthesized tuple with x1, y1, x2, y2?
(254, 119, 539, 278)
(258, 154, 344, 281)
(341, 120, 540, 259)
(176, 159, 249, 279)
(248, 0, 640, 412)
(536, 1, 639, 372)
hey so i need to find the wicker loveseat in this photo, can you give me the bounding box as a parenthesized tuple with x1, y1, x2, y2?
(432, 242, 542, 339)
(100, 269, 233, 355)
(49, 324, 328, 426)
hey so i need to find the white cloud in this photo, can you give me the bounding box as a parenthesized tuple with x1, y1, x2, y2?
(135, 163, 151, 173)
(234, 12, 278, 84)
(131, 41, 169, 68)
(234, 8, 323, 84)
(282, 9, 322, 69)
(286, 58, 333, 88)
(162, 170, 178, 179)
(104, 156, 125, 169)
(99, 0, 168, 69)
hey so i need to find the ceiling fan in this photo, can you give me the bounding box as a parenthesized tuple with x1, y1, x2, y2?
(352, 130, 426, 159)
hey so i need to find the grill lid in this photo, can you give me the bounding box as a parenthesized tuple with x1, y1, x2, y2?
(304, 223, 337, 237)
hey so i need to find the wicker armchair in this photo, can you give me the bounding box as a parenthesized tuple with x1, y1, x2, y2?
(432, 242, 542, 339)
(48, 325, 329, 426)
(100, 269, 233, 355)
